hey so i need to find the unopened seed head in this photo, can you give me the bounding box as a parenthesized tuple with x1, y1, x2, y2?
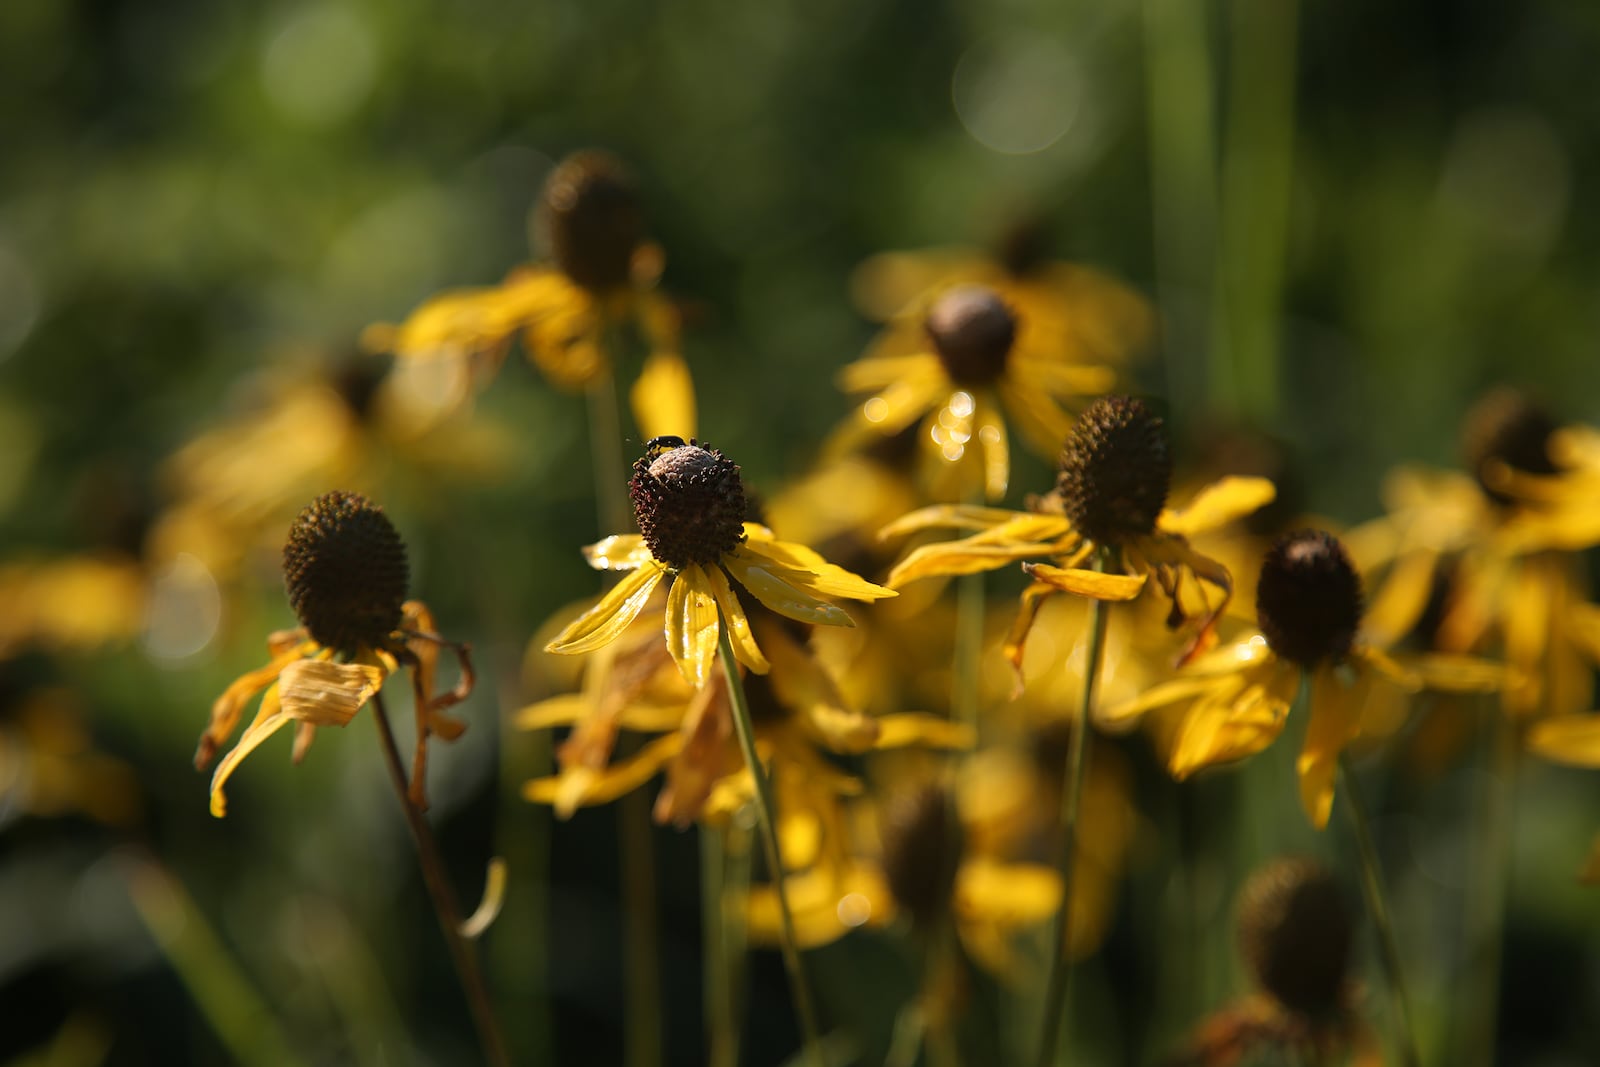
(282, 491, 408, 655)
(537, 149, 643, 294)
(1255, 530, 1362, 669)
(925, 285, 1017, 388)
(629, 437, 747, 569)
(1057, 396, 1172, 546)
(1236, 857, 1352, 1018)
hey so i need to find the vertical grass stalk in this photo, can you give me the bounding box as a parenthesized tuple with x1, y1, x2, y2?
(1035, 552, 1113, 1067)
(371, 693, 511, 1067)
(1337, 754, 1419, 1067)
(716, 611, 824, 1067)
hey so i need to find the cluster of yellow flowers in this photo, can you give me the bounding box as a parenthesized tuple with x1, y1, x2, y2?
(11, 148, 1600, 1065)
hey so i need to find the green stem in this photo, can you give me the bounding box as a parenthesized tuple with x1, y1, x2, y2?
(1035, 552, 1112, 1067)
(1337, 754, 1419, 1067)
(716, 612, 824, 1067)
(1457, 706, 1516, 1067)
(123, 855, 306, 1067)
(702, 824, 740, 1067)
(371, 694, 512, 1067)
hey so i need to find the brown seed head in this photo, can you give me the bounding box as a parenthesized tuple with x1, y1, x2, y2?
(1057, 396, 1172, 546)
(925, 285, 1017, 388)
(1255, 530, 1362, 669)
(282, 491, 408, 655)
(537, 150, 644, 294)
(629, 437, 747, 569)
(880, 784, 962, 929)
(1461, 387, 1559, 505)
(1236, 857, 1353, 1018)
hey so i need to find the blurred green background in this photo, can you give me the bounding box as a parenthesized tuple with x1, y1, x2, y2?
(3, 0, 1600, 1063)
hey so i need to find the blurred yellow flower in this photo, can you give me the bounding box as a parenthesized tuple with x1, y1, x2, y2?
(0, 554, 146, 658)
(195, 493, 470, 816)
(546, 438, 895, 687)
(834, 281, 1117, 502)
(884, 397, 1275, 680)
(362, 150, 694, 441)
(1109, 530, 1504, 827)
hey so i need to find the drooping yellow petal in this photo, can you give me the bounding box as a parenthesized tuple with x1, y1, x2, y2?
(546, 563, 667, 655)
(971, 392, 1010, 501)
(514, 695, 685, 734)
(1156, 476, 1277, 537)
(665, 565, 721, 688)
(195, 639, 316, 770)
(523, 733, 684, 815)
(1099, 674, 1228, 728)
(722, 551, 854, 627)
(1526, 715, 1600, 768)
(277, 659, 386, 726)
(1021, 562, 1146, 601)
(1402, 653, 1510, 693)
(582, 534, 654, 571)
(630, 349, 697, 442)
(1298, 668, 1365, 829)
(879, 505, 1066, 541)
(209, 685, 290, 818)
(703, 564, 770, 674)
(736, 532, 897, 602)
(1166, 664, 1296, 780)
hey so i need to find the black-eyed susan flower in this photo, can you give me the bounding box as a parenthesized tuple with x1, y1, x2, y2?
(545, 437, 897, 687)
(195, 491, 472, 816)
(849, 219, 1154, 371)
(882, 396, 1277, 679)
(834, 282, 1119, 502)
(1171, 858, 1380, 1067)
(1109, 529, 1505, 827)
(363, 150, 694, 441)
(1349, 388, 1600, 723)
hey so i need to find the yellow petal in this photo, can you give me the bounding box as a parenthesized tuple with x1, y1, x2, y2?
(1403, 653, 1510, 693)
(515, 695, 685, 734)
(974, 393, 1010, 502)
(736, 534, 897, 601)
(954, 859, 1061, 925)
(1157, 476, 1277, 537)
(879, 505, 1060, 540)
(1526, 715, 1600, 768)
(583, 534, 654, 571)
(665, 565, 720, 689)
(1361, 548, 1441, 648)
(546, 563, 667, 655)
(522, 733, 684, 814)
(873, 713, 974, 750)
(1022, 562, 1146, 601)
(704, 564, 770, 674)
(277, 659, 386, 726)
(1099, 674, 1226, 728)
(1298, 669, 1363, 829)
(722, 551, 854, 627)
(887, 541, 1050, 586)
(209, 685, 290, 818)
(630, 350, 697, 442)
(1166, 666, 1294, 780)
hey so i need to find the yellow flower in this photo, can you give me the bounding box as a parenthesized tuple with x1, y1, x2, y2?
(194, 492, 471, 817)
(883, 396, 1276, 680)
(849, 221, 1154, 369)
(362, 150, 694, 441)
(1108, 530, 1505, 827)
(150, 357, 513, 583)
(546, 437, 897, 687)
(1348, 388, 1600, 722)
(833, 280, 1118, 502)
(0, 553, 146, 658)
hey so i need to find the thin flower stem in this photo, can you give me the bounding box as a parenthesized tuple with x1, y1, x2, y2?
(370, 693, 511, 1067)
(1035, 550, 1112, 1067)
(702, 825, 739, 1067)
(1456, 706, 1516, 1067)
(716, 612, 824, 1067)
(1337, 754, 1419, 1067)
